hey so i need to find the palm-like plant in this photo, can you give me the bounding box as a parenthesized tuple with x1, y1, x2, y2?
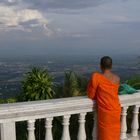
(21, 67, 54, 101)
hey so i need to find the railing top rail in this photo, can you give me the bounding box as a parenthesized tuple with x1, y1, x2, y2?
(0, 97, 94, 122)
(0, 91, 140, 122)
(119, 91, 140, 107)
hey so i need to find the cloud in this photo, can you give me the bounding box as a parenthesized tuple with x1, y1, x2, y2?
(26, 0, 107, 10)
(102, 15, 132, 24)
(0, 1, 52, 36)
(1, 0, 140, 40)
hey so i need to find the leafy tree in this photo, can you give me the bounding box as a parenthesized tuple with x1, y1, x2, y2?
(62, 71, 88, 97)
(0, 98, 17, 104)
(77, 74, 88, 95)
(63, 71, 79, 97)
(125, 75, 140, 89)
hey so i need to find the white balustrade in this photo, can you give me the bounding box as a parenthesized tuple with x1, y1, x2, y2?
(61, 115, 71, 140)
(121, 106, 128, 139)
(77, 113, 86, 140)
(27, 120, 35, 140)
(45, 117, 53, 140)
(0, 92, 140, 140)
(131, 105, 139, 137)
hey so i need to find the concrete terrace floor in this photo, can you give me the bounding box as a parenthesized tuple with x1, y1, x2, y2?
(127, 132, 140, 140)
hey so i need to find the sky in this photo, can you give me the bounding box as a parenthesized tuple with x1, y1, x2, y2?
(0, 0, 140, 57)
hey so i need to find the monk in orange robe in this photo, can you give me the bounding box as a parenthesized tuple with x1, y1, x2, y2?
(87, 56, 121, 140)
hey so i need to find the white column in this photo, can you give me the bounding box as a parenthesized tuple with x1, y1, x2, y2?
(45, 117, 53, 140)
(61, 115, 70, 140)
(92, 110, 97, 140)
(0, 122, 16, 140)
(131, 105, 139, 137)
(27, 119, 35, 140)
(120, 106, 128, 139)
(77, 113, 86, 140)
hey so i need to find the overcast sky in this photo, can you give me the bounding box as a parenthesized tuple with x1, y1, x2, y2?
(0, 0, 140, 57)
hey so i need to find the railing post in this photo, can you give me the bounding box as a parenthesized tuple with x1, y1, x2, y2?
(61, 115, 70, 140)
(77, 113, 86, 140)
(131, 105, 139, 137)
(93, 110, 97, 140)
(120, 106, 128, 139)
(27, 119, 35, 140)
(0, 122, 16, 140)
(45, 117, 53, 140)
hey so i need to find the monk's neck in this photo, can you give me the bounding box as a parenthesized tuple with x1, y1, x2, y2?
(102, 69, 112, 74)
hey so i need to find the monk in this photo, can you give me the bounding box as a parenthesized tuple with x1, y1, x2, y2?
(87, 56, 121, 140)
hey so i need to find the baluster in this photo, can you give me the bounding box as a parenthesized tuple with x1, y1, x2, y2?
(77, 113, 86, 140)
(61, 115, 70, 140)
(27, 119, 35, 140)
(93, 110, 97, 140)
(45, 117, 53, 140)
(131, 105, 139, 137)
(120, 106, 128, 139)
(0, 122, 16, 140)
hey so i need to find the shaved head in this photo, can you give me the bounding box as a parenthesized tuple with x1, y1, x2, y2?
(100, 56, 112, 70)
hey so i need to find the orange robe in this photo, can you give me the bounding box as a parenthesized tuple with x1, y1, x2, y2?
(87, 72, 121, 140)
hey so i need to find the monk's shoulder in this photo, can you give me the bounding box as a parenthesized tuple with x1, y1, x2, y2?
(113, 73, 120, 83)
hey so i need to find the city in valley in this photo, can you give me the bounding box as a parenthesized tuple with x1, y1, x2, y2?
(0, 54, 139, 99)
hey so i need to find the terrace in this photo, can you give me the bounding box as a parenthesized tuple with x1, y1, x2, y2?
(0, 91, 140, 140)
